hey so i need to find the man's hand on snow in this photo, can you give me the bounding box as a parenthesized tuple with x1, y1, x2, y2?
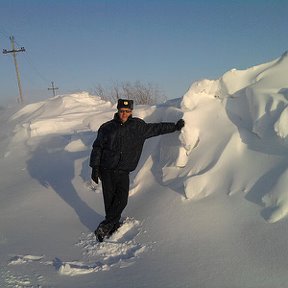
(175, 119, 185, 131)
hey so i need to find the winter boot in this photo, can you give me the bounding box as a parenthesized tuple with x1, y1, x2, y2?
(107, 221, 123, 237)
(94, 222, 114, 242)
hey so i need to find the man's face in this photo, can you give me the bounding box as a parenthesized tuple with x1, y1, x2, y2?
(118, 109, 132, 123)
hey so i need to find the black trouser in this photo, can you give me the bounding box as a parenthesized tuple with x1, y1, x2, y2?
(100, 169, 130, 226)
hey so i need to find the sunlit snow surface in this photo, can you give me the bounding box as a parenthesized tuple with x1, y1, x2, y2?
(1, 53, 288, 287)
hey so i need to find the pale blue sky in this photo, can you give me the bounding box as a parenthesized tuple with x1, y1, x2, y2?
(0, 0, 287, 105)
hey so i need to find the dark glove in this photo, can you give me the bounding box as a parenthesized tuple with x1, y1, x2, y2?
(175, 119, 185, 131)
(91, 167, 100, 184)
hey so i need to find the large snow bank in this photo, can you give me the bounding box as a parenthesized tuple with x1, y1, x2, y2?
(10, 92, 113, 138)
(2, 52, 288, 287)
(172, 52, 288, 223)
(8, 52, 288, 226)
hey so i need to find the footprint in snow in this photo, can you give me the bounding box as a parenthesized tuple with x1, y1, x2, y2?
(55, 217, 148, 276)
(6, 218, 147, 277)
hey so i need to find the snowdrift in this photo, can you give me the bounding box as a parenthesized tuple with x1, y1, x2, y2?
(9, 52, 288, 224)
(177, 52, 288, 223)
(1, 52, 288, 287)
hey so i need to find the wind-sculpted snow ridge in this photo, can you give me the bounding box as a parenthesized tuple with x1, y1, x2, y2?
(220, 52, 288, 223)
(157, 51, 288, 223)
(221, 51, 288, 141)
(10, 92, 114, 139)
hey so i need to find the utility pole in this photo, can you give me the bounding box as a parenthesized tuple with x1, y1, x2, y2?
(3, 36, 25, 104)
(48, 81, 59, 97)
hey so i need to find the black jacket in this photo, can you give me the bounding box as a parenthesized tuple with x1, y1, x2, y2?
(90, 113, 177, 172)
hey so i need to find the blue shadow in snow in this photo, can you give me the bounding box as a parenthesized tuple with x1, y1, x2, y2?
(26, 132, 101, 231)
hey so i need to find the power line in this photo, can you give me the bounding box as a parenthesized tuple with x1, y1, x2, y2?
(2, 33, 62, 100)
(22, 51, 50, 84)
(2, 33, 58, 95)
(0, 26, 11, 39)
(9, 36, 50, 84)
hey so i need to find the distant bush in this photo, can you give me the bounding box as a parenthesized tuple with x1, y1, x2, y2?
(93, 81, 166, 105)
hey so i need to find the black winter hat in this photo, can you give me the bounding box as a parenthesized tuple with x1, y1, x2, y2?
(117, 99, 134, 110)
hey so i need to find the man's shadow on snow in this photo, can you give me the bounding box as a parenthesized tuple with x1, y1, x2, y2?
(26, 133, 101, 231)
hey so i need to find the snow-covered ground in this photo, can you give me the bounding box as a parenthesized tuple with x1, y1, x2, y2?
(0, 52, 288, 288)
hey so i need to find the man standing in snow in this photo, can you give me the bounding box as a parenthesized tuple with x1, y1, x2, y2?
(90, 99, 184, 242)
